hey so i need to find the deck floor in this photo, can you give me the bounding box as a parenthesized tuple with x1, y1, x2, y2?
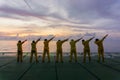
(0, 55, 120, 80)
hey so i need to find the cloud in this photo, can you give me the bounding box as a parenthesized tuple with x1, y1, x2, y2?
(0, 0, 119, 21)
(0, 31, 15, 36)
(0, 6, 47, 20)
(0, 0, 120, 52)
(0, 0, 120, 37)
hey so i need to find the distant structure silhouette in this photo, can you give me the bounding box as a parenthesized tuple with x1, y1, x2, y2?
(95, 34, 108, 62)
(30, 38, 41, 63)
(17, 39, 27, 63)
(82, 37, 94, 63)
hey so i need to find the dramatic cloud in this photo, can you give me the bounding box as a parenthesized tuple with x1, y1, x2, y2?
(0, 0, 120, 52)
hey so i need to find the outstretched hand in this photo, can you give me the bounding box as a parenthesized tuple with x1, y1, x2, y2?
(105, 34, 108, 37)
(25, 39, 27, 41)
(38, 37, 41, 41)
(80, 36, 84, 40)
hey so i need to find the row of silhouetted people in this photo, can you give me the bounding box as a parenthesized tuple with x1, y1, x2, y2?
(17, 34, 108, 63)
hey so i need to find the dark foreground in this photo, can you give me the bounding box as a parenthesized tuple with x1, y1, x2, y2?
(0, 54, 120, 80)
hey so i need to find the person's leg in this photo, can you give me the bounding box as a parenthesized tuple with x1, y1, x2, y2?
(56, 50, 59, 62)
(60, 51, 63, 62)
(74, 50, 77, 62)
(69, 50, 73, 62)
(47, 50, 50, 62)
(17, 52, 19, 62)
(83, 50, 86, 63)
(42, 49, 46, 62)
(35, 51, 39, 63)
(88, 50, 91, 62)
(30, 52, 33, 63)
(98, 50, 101, 62)
(101, 50, 105, 62)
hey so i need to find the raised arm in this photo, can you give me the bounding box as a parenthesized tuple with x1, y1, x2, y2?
(36, 38, 41, 43)
(22, 39, 27, 44)
(88, 37, 94, 42)
(75, 37, 83, 42)
(62, 38, 69, 43)
(101, 34, 108, 41)
(48, 36, 55, 42)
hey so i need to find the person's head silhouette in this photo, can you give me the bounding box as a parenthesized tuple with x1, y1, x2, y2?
(18, 40, 21, 43)
(95, 39, 99, 41)
(82, 39, 85, 42)
(32, 40, 35, 43)
(71, 39, 74, 41)
(44, 39, 47, 41)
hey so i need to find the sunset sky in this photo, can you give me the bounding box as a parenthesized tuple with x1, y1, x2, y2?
(0, 0, 120, 52)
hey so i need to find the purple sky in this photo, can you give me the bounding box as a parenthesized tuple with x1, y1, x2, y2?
(0, 0, 120, 52)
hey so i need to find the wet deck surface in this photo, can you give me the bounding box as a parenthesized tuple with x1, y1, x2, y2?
(0, 55, 120, 80)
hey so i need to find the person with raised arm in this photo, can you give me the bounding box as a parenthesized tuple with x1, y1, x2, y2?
(94, 34, 108, 62)
(17, 39, 27, 63)
(82, 37, 94, 63)
(42, 36, 55, 63)
(30, 38, 41, 63)
(56, 38, 69, 63)
(69, 37, 83, 62)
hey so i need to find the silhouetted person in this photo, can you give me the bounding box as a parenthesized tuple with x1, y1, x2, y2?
(56, 38, 69, 63)
(94, 34, 108, 62)
(69, 37, 83, 62)
(82, 37, 94, 63)
(42, 37, 55, 63)
(17, 39, 27, 63)
(30, 38, 41, 63)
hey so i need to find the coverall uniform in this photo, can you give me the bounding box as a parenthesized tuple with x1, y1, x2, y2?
(56, 39, 68, 62)
(82, 37, 94, 63)
(95, 35, 108, 62)
(42, 37, 54, 62)
(30, 40, 40, 63)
